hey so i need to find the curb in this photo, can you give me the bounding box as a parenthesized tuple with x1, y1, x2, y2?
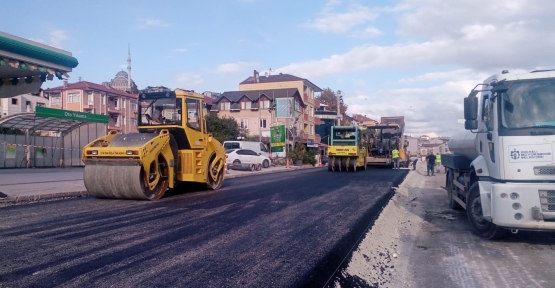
(0, 190, 91, 206)
(0, 166, 324, 206)
(224, 165, 324, 179)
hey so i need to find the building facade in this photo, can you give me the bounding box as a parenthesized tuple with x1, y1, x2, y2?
(0, 90, 48, 119)
(212, 88, 305, 144)
(231, 70, 323, 146)
(44, 81, 139, 134)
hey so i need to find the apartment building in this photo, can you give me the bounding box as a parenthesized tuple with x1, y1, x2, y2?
(212, 88, 305, 143)
(233, 70, 323, 146)
(352, 114, 378, 128)
(44, 80, 139, 134)
(0, 90, 48, 119)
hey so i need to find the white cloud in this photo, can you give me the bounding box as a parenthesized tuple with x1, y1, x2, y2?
(303, 1, 378, 33)
(216, 62, 258, 73)
(173, 48, 187, 53)
(136, 18, 171, 29)
(175, 73, 204, 88)
(397, 69, 475, 83)
(29, 30, 68, 49)
(346, 73, 488, 136)
(349, 27, 383, 39)
(49, 30, 67, 49)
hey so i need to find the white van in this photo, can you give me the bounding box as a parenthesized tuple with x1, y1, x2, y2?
(223, 141, 270, 157)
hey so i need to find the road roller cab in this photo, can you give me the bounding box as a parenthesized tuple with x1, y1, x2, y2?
(82, 89, 227, 200)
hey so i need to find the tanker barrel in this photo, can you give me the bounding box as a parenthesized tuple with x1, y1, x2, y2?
(447, 130, 479, 160)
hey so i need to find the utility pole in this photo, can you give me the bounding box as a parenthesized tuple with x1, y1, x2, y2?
(336, 90, 342, 126)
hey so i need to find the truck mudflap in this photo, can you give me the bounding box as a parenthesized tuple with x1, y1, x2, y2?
(490, 182, 555, 229)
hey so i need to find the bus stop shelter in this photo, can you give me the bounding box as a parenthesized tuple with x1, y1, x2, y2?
(0, 106, 108, 168)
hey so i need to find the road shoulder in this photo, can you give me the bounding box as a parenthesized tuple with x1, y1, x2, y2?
(331, 164, 555, 288)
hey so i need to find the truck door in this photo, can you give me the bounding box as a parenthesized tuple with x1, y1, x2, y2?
(477, 91, 498, 177)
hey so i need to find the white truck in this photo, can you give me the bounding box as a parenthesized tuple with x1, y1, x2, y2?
(442, 69, 555, 240)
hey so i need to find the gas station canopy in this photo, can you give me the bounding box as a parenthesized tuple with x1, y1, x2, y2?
(0, 30, 79, 99)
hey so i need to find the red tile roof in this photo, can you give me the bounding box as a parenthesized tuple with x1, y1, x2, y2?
(352, 114, 376, 123)
(203, 96, 214, 105)
(44, 81, 138, 98)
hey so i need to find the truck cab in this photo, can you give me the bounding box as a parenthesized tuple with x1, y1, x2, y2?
(445, 69, 555, 239)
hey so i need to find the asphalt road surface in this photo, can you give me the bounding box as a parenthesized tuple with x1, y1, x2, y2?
(0, 167, 408, 288)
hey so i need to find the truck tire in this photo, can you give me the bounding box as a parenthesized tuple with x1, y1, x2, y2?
(466, 182, 508, 240)
(446, 169, 463, 210)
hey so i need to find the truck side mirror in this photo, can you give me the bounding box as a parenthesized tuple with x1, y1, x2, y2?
(465, 120, 478, 130)
(464, 93, 479, 131)
(464, 95, 478, 120)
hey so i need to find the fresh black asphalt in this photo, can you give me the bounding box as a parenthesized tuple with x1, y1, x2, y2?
(0, 167, 408, 288)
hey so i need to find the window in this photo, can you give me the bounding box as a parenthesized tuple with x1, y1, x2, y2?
(310, 124, 314, 135)
(261, 100, 270, 109)
(259, 118, 267, 128)
(87, 92, 94, 105)
(240, 118, 248, 129)
(101, 94, 106, 105)
(123, 116, 126, 126)
(51, 96, 61, 105)
(68, 93, 80, 103)
(241, 101, 251, 109)
(220, 102, 230, 110)
(260, 143, 268, 152)
(130, 101, 137, 110)
(186, 98, 201, 130)
(113, 98, 119, 108)
(309, 106, 314, 117)
(131, 119, 137, 126)
(11, 98, 18, 105)
(224, 142, 240, 149)
(112, 115, 119, 126)
(122, 98, 126, 109)
(36, 102, 46, 107)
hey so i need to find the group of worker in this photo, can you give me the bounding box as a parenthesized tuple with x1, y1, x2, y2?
(390, 146, 442, 175)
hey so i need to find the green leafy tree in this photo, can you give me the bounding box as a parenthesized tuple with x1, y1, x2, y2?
(316, 88, 350, 125)
(205, 114, 240, 143)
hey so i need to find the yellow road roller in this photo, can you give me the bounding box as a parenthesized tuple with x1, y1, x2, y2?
(81, 89, 226, 200)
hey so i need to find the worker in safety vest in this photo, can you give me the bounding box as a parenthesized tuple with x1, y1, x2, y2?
(436, 153, 442, 173)
(392, 146, 400, 169)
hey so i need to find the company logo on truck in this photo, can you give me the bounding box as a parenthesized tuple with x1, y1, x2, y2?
(508, 144, 553, 163)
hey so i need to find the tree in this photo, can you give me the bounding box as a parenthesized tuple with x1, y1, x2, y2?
(316, 88, 350, 125)
(205, 114, 240, 143)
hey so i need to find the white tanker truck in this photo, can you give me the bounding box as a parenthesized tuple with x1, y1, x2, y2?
(442, 69, 555, 240)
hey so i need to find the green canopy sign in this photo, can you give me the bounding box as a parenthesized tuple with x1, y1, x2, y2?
(35, 106, 109, 123)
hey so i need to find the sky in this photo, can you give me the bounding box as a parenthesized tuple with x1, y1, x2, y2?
(2, 0, 555, 137)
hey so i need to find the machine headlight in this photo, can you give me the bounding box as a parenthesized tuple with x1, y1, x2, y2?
(86, 150, 98, 155)
(126, 150, 139, 155)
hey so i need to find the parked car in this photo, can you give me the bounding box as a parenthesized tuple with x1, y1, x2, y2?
(223, 141, 270, 157)
(226, 149, 271, 168)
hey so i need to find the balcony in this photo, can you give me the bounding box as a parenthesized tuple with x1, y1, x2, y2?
(230, 103, 240, 112)
(84, 104, 94, 110)
(107, 105, 121, 114)
(303, 113, 309, 121)
(314, 100, 321, 108)
(316, 135, 321, 143)
(107, 123, 121, 131)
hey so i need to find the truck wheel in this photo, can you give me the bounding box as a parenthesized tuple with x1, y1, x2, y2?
(467, 182, 508, 240)
(328, 157, 333, 171)
(446, 170, 463, 210)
